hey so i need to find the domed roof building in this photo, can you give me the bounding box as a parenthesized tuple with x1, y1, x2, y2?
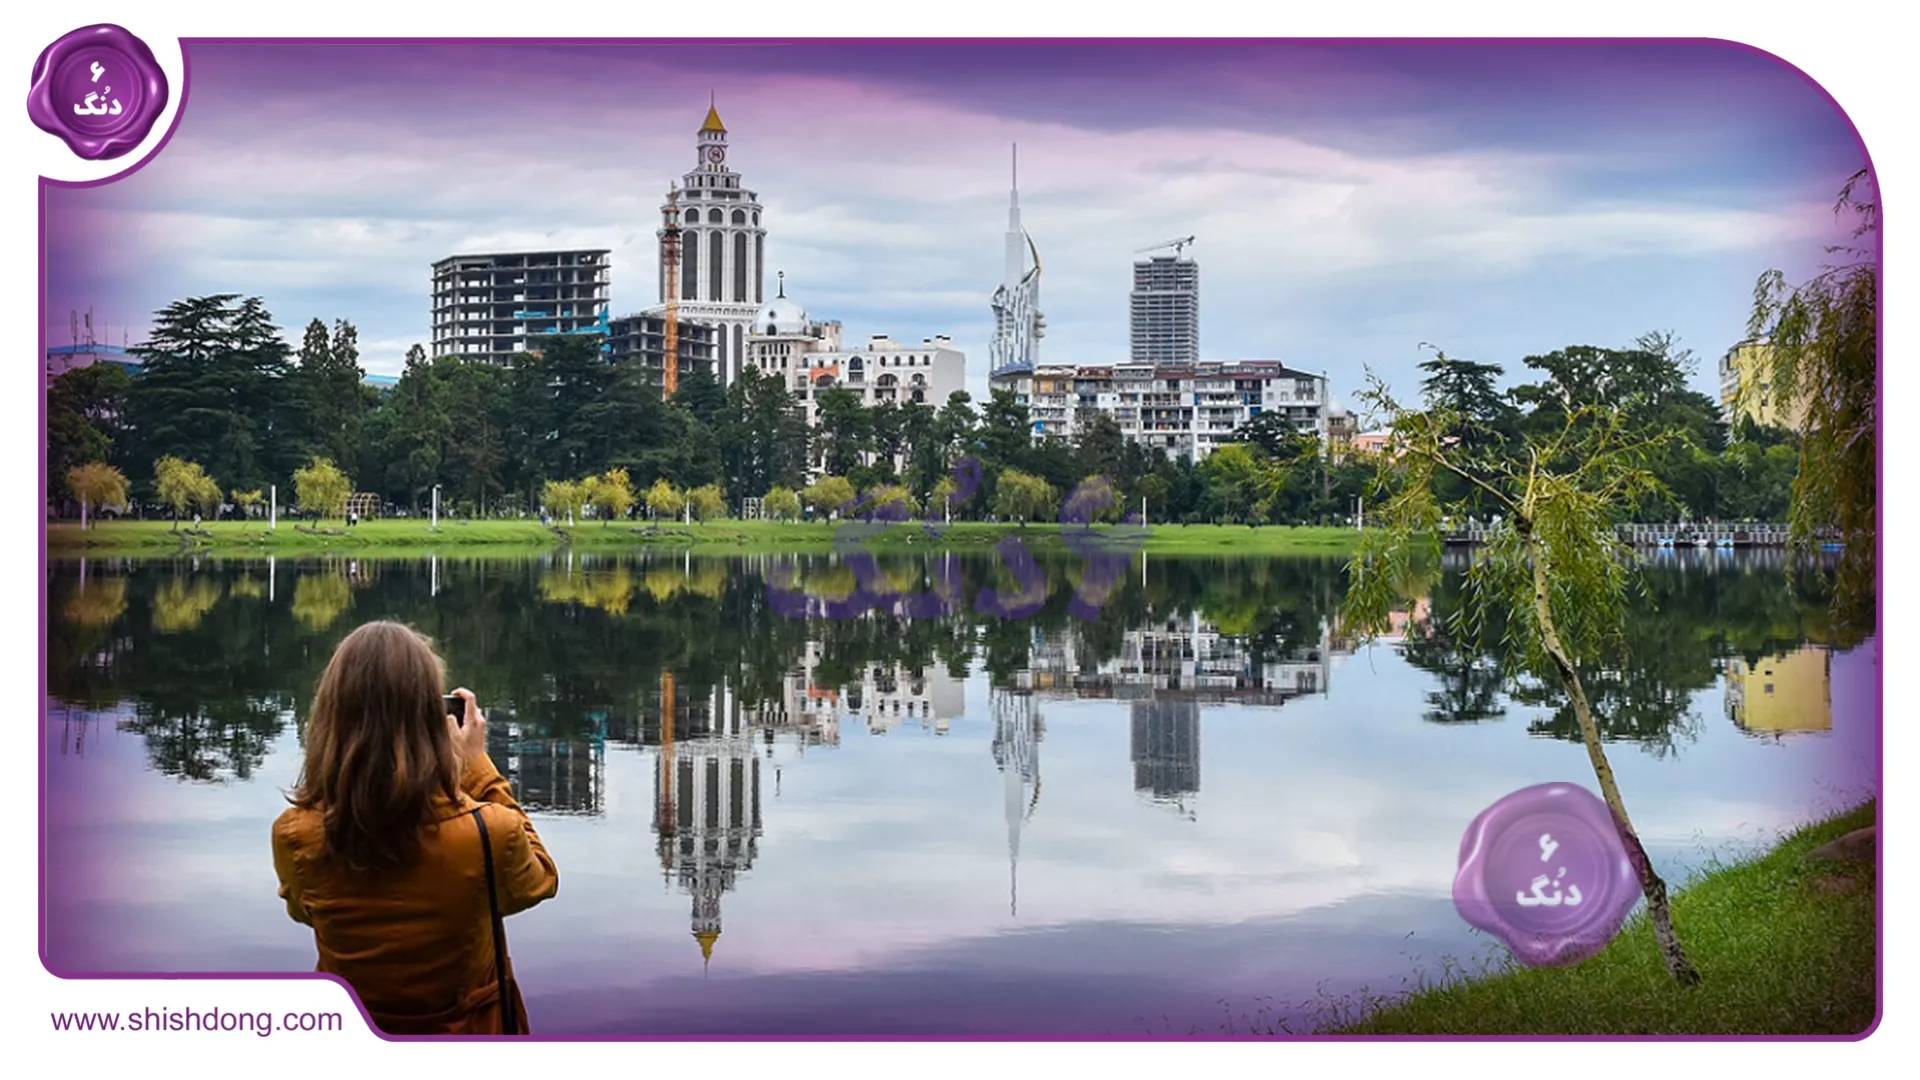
(755, 272, 811, 337)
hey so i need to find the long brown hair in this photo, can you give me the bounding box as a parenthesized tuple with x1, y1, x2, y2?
(290, 621, 462, 871)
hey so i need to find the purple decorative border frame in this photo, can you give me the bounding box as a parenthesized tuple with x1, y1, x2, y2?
(34, 35, 1884, 1043)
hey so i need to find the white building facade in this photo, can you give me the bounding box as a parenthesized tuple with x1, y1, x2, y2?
(744, 277, 966, 473)
(647, 103, 767, 386)
(991, 360, 1331, 461)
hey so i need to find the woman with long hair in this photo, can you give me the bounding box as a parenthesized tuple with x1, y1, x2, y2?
(272, 621, 558, 1035)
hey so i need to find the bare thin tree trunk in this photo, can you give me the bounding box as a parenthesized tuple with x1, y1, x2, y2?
(1529, 541, 1701, 986)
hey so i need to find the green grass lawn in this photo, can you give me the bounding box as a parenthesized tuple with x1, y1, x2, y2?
(45, 518, 1358, 558)
(1319, 800, 1878, 1036)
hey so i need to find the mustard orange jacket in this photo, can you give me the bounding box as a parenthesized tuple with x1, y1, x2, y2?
(271, 750, 559, 1035)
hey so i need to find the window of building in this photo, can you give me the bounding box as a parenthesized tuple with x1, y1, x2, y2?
(733, 232, 748, 303)
(732, 209, 747, 225)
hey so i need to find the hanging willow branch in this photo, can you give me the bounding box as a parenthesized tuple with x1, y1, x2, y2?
(1745, 168, 1878, 644)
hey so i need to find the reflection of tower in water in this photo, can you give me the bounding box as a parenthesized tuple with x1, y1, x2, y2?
(991, 688, 1043, 917)
(652, 672, 762, 968)
(1130, 698, 1199, 817)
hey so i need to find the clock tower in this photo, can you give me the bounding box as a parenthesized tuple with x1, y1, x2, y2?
(697, 98, 727, 170)
(654, 97, 768, 385)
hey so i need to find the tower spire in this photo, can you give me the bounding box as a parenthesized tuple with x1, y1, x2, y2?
(777, 269, 785, 298)
(1011, 142, 1019, 208)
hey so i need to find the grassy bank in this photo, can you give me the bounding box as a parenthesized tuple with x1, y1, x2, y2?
(1323, 800, 1878, 1036)
(45, 518, 1358, 559)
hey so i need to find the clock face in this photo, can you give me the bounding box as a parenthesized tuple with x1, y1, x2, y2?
(706, 146, 725, 164)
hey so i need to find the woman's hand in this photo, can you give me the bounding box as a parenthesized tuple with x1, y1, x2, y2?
(447, 686, 488, 759)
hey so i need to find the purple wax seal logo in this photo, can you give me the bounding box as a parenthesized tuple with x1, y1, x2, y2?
(27, 24, 169, 161)
(1453, 782, 1642, 968)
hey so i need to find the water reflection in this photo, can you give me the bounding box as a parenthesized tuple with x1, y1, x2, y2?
(41, 549, 1872, 1033)
(291, 570, 352, 630)
(43, 549, 1853, 785)
(1726, 645, 1834, 740)
(653, 674, 762, 966)
(994, 689, 1042, 917)
(1131, 698, 1199, 814)
(151, 575, 221, 633)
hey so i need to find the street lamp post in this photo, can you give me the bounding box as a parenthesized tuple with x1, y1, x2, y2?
(432, 484, 440, 530)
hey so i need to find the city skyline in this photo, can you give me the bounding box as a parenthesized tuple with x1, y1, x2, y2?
(43, 40, 1866, 408)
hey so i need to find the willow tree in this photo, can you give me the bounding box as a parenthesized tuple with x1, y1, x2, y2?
(293, 457, 351, 524)
(1342, 365, 1701, 986)
(1746, 168, 1877, 641)
(67, 462, 129, 530)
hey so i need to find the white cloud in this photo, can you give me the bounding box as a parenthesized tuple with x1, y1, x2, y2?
(61, 67, 1842, 396)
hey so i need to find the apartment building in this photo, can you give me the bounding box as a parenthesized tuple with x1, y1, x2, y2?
(993, 360, 1331, 460)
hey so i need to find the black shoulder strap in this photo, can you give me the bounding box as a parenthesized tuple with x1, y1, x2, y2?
(470, 806, 519, 1035)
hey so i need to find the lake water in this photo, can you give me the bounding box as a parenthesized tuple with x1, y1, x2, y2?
(42, 549, 1877, 1035)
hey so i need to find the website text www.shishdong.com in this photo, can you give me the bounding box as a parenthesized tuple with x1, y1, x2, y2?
(51, 1006, 345, 1036)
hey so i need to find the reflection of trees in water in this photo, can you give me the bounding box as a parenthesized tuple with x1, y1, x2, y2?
(291, 573, 352, 630)
(119, 698, 288, 783)
(64, 575, 127, 627)
(151, 576, 222, 633)
(1401, 550, 1840, 757)
(51, 563, 307, 783)
(47, 550, 1841, 785)
(1398, 619, 1507, 726)
(542, 565, 636, 615)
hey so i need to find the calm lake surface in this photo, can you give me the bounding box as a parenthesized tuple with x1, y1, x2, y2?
(43, 549, 1877, 1035)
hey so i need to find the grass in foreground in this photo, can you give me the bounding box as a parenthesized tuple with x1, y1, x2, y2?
(45, 518, 1358, 558)
(1317, 800, 1878, 1036)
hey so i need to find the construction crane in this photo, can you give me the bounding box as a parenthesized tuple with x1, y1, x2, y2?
(1136, 235, 1196, 258)
(661, 185, 683, 397)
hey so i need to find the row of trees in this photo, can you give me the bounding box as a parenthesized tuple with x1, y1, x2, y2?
(49, 294, 1805, 530)
(64, 453, 353, 530)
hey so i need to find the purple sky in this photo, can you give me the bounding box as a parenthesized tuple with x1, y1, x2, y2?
(43, 40, 1870, 405)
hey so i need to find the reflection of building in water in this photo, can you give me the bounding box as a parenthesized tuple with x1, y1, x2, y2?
(735, 640, 841, 749)
(652, 675, 762, 967)
(991, 688, 1042, 917)
(488, 709, 607, 817)
(737, 640, 964, 742)
(1725, 645, 1832, 739)
(857, 660, 965, 736)
(48, 700, 135, 758)
(1130, 698, 1199, 811)
(1327, 597, 1430, 653)
(1012, 612, 1337, 704)
(1383, 597, 1432, 641)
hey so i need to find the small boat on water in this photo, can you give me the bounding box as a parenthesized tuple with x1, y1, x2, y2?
(1658, 536, 1676, 548)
